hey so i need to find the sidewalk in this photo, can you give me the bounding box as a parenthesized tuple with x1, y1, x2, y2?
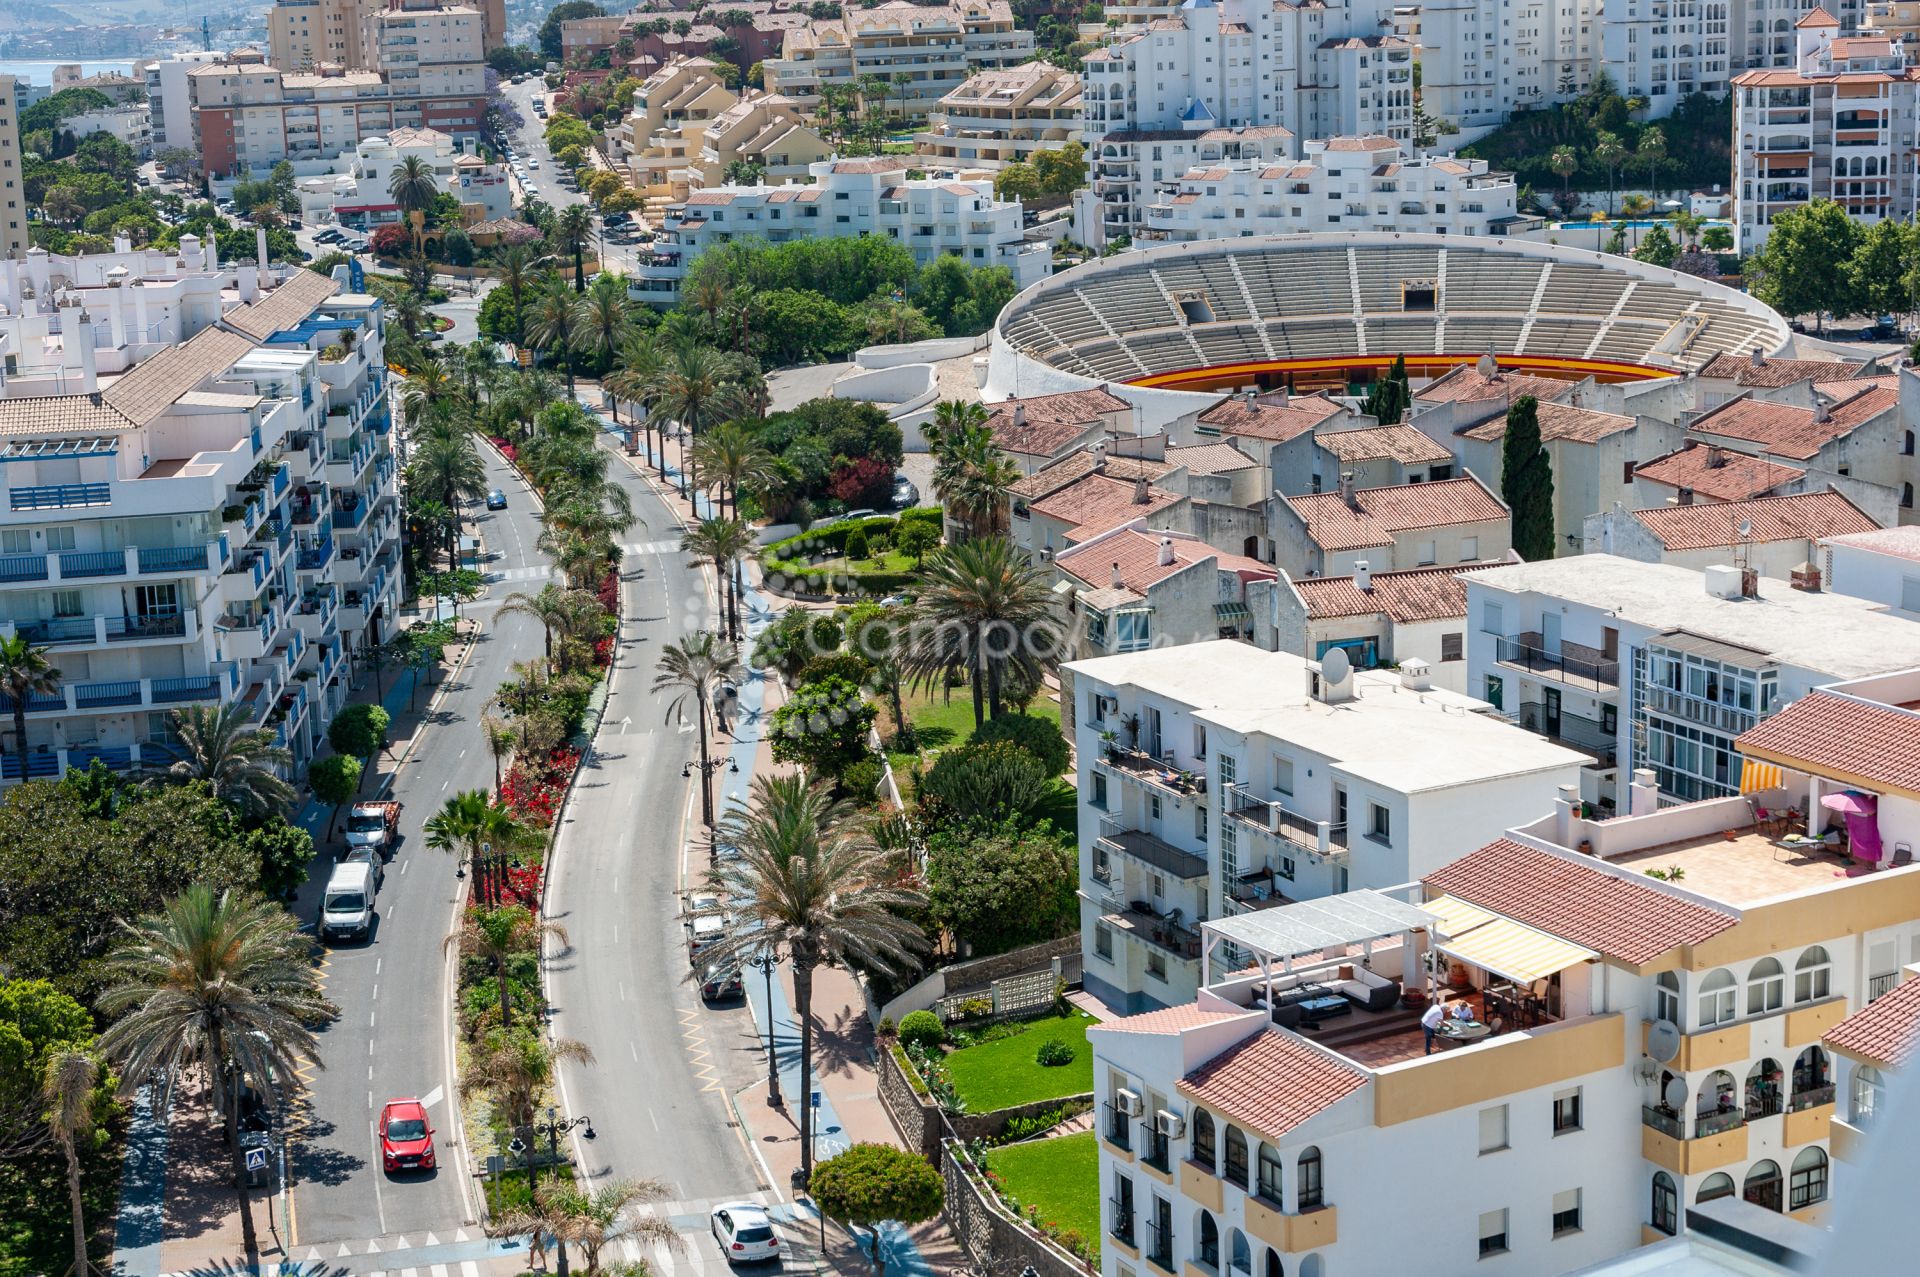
(588, 393, 965, 1275)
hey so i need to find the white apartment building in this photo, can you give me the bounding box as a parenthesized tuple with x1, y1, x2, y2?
(297, 127, 511, 226)
(1270, 474, 1512, 578)
(1141, 136, 1520, 243)
(1067, 640, 1587, 1009)
(1089, 740, 1908, 1277)
(65, 106, 152, 157)
(1602, 0, 1846, 120)
(1256, 561, 1485, 694)
(0, 247, 398, 785)
(1732, 10, 1911, 250)
(1463, 555, 1920, 812)
(1819, 523, 1920, 610)
(613, 59, 832, 212)
(914, 61, 1084, 172)
(1055, 523, 1275, 662)
(1581, 489, 1882, 578)
(764, 0, 1036, 119)
(145, 51, 229, 154)
(363, 0, 488, 102)
(1421, 0, 1599, 125)
(632, 156, 1049, 304)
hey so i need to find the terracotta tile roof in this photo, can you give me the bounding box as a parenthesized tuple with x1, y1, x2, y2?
(0, 393, 138, 437)
(1736, 690, 1920, 797)
(1689, 386, 1897, 461)
(1821, 525, 1920, 563)
(1099, 1005, 1257, 1035)
(1202, 391, 1344, 443)
(1057, 527, 1274, 594)
(1181, 1029, 1368, 1140)
(1416, 363, 1570, 407)
(685, 190, 739, 204)
(1009, 450, 1170, 500)
(1321, 134, 1400, 151)
(1028, 472, 1183, 541)
(1164, 442, 1258, 475)
(101, 327, 255, 426)
(1696, 351, 1865, 389)
(1633, 444, 1802, 502)
(1628, 490, 1879, 551)
(1317, 424, 1452, 465)
(1291, 563, 1476, 623)
(1825, 975, 1920, 1067)
(983, 387, 1130, 457)
(1423, 839, 1737, 965)
(1284, 477, 1508, 553)
(222, 269, 338, 341)
(1460, 400, 1635, 445)
(1797, 7, 1840, 27)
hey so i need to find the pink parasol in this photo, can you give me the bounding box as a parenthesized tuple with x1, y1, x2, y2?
(1821, 791, 1878, 817)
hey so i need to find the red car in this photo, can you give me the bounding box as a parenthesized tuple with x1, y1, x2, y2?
(378, 1099, 436, 1173)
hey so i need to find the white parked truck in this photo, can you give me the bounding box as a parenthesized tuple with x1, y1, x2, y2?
(345, 800, 402, 853)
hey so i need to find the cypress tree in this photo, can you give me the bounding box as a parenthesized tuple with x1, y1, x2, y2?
(1501, 394, 1557, 561)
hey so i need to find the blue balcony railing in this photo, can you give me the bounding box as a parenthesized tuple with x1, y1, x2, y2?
(272, 463, 290, 498)
(152, 673, 224, 702)
(59, 551, 124, 578)
(75, 681, 141, 708)
(10, 483, 110, 510)
(0, 688, 66, 712)
(297, 535, 335, 571)
(67, 745, 133, 771)
(0, 753, 60, 779)
(138, 545, 212, 574)
(0, 553, 48, 582)
(334, 500, 368, 529)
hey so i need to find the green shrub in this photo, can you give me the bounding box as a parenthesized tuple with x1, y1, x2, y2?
(1035, 1039, 1076, 1067)
(797, 651, 874, 689)
(898, 1009, 946, 1052)
(842, 757, 885, 804)
(970, 712, 1070, 776)
(920, 740, 1051, 827)
(844, 529, 870, 561)
(957, 995, 994, 1020)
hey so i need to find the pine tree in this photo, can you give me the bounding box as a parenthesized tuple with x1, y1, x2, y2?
(1501, 395, 1557, 561)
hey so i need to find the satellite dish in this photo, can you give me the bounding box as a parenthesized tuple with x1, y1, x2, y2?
(1737, 518, 1753, 540)
(1320, 646, 1351, 685)
(1663, 1077, 1689, 1111)
(1646, 1019, 1682, 1064)
(1634, 1058, 1661, 1084)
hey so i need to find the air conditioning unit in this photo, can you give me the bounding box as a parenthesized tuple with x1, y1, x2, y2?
(1155, 1108, 1186, 1139)
(1102, 695, 1120, 713)
(1039, 546, 1054, 560)
(1116, 1087, 1145, 1118)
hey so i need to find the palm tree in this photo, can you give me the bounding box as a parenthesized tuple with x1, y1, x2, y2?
(391, 292, 428, 345)
(481, 711, 515, 794)
(400, 350, 456, 421)
(500, 583, 580, 660)
(653, 631, 743, 828)
(689, 422, 776, 520)
(904, 537, 1060, 729)
(681, 518, 754, 642)
(445, 906, 567, 1027)
(653, 342, 753, 502)
(424, 789, 542, 904)
(929, 421, 1019, 539)
(1591, 131, 1627, 215)
(557, 205, 596, 293)
(464, 1029, 593, 1132)
(407, 435, 488, 562)
(527, 280, 585, 393)
(44, 1049, 98, 1277)
(575, 282, 632, 380)
(543, 1178, 677, 1275)
(494, 243, 541, 346)
(458, 340, 501, 409)
(609, 330, 667, 468)
(698, 776, 924, 1180)
(388, 155, 442, 270)
(0, 634, 59, 781)
(1549, 145, 1579, 212)
(97, 886, 335, 1267)
(152, 703, 296, 819)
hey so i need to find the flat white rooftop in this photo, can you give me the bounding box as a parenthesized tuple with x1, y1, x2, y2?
(1067, 640, 1590, 793)
(1466, 555, 1920, 680)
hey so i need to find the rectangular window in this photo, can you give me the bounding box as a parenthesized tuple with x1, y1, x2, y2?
(1484, 674, 1504, 710)
(1789, 1157, 1827, 1210)
(44, 526, 76, 551)
(1094, 922, 1114, 960)
(1086, 610, 1108, 649)
(1368, 803, 1391, 844)
(1278, 855, 1295, 879)
(1146, 951, 1167, 981)
(1552, 1188, 1582, 1237)
(1192, 723, 1207, 759)
(1442, 632, 1463, 662)
(1461, 536, 1479, 560)
(1552, 1089, 1582, 1134)
(1417, 540, 1437, 565)
(1117, 610, 1151, 653)
(1091, 773, 1108, 809)
(1478, 1208, 1509, 1258)
(1273, 756, 1293, 794)
(1478, 1105, 1508, 1154)
(51, 590, 83, 617)
(0, 529, 28, 553)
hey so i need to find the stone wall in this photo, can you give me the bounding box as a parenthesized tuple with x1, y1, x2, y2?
(941, 1139, 1092, 1277)
(947, 1094, 1093, 1144)
(882, 933, 1085, 1023)
(877, 1043, 946, 1168)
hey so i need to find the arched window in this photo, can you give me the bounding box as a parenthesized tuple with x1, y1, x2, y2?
(1699, 969, 1736, 1026)
(1264, 1252, 1284, 1277)
(1299, 1257, 1323, 1277)
(1297, 1146, 1323, 1209)
(1224, 1125, 1249, 1188)
(1229, 1228, 1253, 1276)
(1654, 971, 1681, 1023)
(1744, 1159, 1783, 1212)
(1745, 1058, 1783, 1119)
(1793, 1044, 1831, 1104)
(1652, 1172, 1679, 1235)
(1789, 1147, 1829, 1210)
(1198, 1212, 1221, 1268)
(1746, 958, 1784, 1016)
(1903, 430, 1915, 456)
(1192, 1109, 1217, 1172)
(1698, 1173, 1735, 1203)
(1794, 946, 1831, 1004)
(1257, 1142, 1283, 1204)
(1696, 1069, 1738, 1135)
(1852, 1064, 1886, 1126)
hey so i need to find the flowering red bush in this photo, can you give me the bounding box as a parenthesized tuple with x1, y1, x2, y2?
(473, 863, 544, 910)
(596, 570, 618, 613)
(592, 636, 613, 668)
(370, 224, 413, 258)
(497, 745, 585, 828)
(490, 437, 518, 462)
(828, 457, 895, 509)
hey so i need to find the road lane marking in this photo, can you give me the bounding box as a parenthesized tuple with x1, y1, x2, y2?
(422, 1084, 444, 1108)
(630, 1041, 638, 1062)
(370, 1120, 390, 1234)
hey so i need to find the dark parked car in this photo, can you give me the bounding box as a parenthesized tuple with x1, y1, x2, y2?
(486, 489, 508, 510)
(700, 963, 744, 1001)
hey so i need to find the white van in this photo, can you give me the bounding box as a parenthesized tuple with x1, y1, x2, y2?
(321, 861, 376, 941)
(686, 912, 729, 966)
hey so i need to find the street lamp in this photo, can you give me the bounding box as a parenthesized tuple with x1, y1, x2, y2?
(746, 948, 783, 1107)
(532, 1105, 594, 1186)
(682, 754, 738, 828)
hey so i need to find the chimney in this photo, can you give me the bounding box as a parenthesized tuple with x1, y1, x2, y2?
(1750, 346, 1765, 368)
(1553, 783, 1579, 849)
(1398, 657, 1432, 692)
(1630, 768, 1660, 818)
(1791, 561, 1823, 592)
(256, 226, 270, 274)
(1133, 476, 1150, 504)
(1706, 447, 1726, 469)
(1091, 440, 1107, 472)
(1013, 403, 1026, 427)
(1243, 387, 1257, 410)
(1110, 561, 1124, 589)
(1354, 559, 1372, 592)
(1815, 397, 1831, 423)
(1676, 485, 1694, 506)
(205, 233, 217, 276)
(113, 233, 132, 254)
(1339, 471, 1357, 509)
(239, 260, 260, 304)
(1157, 535, 1175, 567)
(131, 280, 149, 345)
(71, 307, 96, 386)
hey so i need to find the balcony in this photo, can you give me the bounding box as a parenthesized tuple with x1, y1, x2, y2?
(1099, 893, 1203, 961)
(1517, 701, 1618, 766)
(1096, 816, 1208, 881)
(0, 542, 223, 586)
(296, 534, 335, 572)
(1094, 744, 1207, 799)
(2, 611, 192, 648)
(9, 482, 111, 511)
(1488, 630, 1619, 690)
(1224, 784, 1348, 857)
(1642, 686, 1761, 736)
(0, 662, 238, 720)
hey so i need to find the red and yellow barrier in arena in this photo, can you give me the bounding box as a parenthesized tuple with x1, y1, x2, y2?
(1128, 352, 1679, 393)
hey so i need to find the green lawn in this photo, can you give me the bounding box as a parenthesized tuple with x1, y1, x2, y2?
(901, 681, 1062, 754)
(944, 1010, 1096, 1112)
(987, 1131, 1102, 1263)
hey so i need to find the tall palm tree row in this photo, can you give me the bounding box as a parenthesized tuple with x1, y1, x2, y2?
(651, 342, 755, 504)
(98, 886, 335, 1266)
(424, 789, 543, 903)
(680, 517, 754, 643)
(526, 278, 585, 393)
(652, 631, 744, 828)
(607, 330, 667, 467)
(0, 633, 60, 780)
(698, 777, 924, 1180)
(903, 536, 1062, 730)
(556, 205, 596, 294)
(444, 905, 566, 1028)
(688, 422, 777, 521)
(927, 400, 1020, 540)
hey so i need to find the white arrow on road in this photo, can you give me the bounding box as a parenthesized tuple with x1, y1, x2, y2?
(420, 1084, 445, 1110)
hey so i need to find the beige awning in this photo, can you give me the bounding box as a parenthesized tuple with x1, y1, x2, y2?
(1424, 893, 1498, 939)
(1436, 914, 1598, 985)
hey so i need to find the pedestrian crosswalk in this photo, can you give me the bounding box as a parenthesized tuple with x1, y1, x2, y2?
(483, 542, 683, 586)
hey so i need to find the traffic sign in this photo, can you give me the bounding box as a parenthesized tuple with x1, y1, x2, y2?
(810, 1090, 821, 1110)
(245, 1147, 269, 1173)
